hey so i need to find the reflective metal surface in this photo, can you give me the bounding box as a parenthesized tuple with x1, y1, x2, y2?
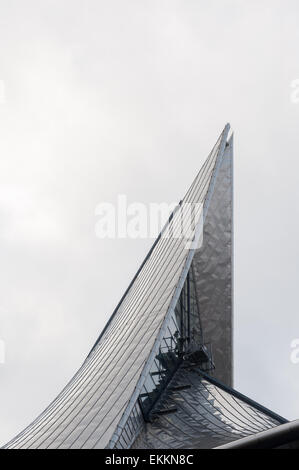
(4, 127, 230, 450)
(193, 136, 234, 386)
(107, 125, 230, 448)
(4, 125, 285, 450)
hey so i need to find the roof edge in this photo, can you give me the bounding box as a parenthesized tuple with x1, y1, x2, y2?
(197, 369, 288, 426)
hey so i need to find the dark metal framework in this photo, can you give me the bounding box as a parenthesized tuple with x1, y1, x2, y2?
(138, 268, 214, 422)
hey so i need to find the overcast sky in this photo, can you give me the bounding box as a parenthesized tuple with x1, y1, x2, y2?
(0, 0, 299, 446)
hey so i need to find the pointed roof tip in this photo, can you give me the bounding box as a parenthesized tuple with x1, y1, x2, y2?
(221, 123, 230, 139)
(224, 123, 231, 135)
(220, 123, 231, 148)
(224, 123, 234, 144)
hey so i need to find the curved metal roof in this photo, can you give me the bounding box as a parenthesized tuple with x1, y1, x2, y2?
(4, 124, 286, 450)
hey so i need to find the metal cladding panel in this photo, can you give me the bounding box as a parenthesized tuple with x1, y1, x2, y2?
(4, 127, 229, 450)
(130, 366, 284, 449)
(192, 136, 234, 387)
